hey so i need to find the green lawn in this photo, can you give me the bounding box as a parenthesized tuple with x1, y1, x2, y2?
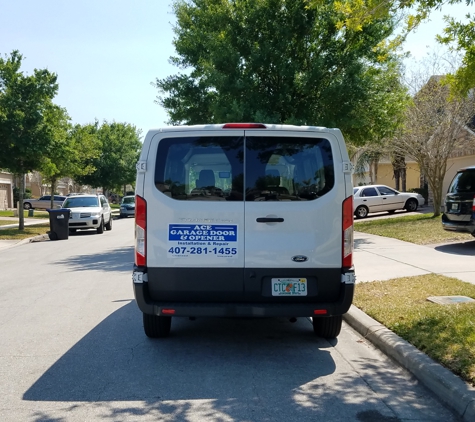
(0, 210, 49, 219)
(355, 274, 475, 386)
(0, 223, 50, 240)
(355, 212, 475, 386)
(355, 213, 473, 245)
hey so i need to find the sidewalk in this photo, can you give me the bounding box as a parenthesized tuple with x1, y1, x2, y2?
(354, 231, 475, 285)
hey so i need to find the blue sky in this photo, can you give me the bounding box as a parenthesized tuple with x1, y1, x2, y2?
(0, 1, 470, 138)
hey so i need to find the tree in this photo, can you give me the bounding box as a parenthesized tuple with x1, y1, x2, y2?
(156, 0, 406, 145)
(308, 0, 475, 95)
(393, 74, 475, 216)
(0, 50, 61, 229)
(74, 121, 142, 194)
(38, 105, 71, 208)
(40, 121, 102, 206)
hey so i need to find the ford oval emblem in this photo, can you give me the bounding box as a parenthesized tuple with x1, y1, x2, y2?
(292, 255, 308, 263)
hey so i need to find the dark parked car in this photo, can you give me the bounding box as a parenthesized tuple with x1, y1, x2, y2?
(119, 195, 135, 218)
(442, 166, 475, 237)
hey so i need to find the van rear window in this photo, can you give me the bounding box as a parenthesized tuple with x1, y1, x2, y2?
(449, 169, 475, 193)
(154, 136, 334, 201)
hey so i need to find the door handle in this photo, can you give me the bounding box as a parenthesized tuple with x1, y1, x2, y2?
(256, 217, 284, 223)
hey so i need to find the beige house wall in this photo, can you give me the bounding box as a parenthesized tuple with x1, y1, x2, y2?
(353, 154, 475, 196)
(371, 162, 422, 191)
(353, 160, 422, 191)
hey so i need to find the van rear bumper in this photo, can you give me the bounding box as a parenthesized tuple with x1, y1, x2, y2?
(441, 213, 475, 234)
(133, 268, 354, 318)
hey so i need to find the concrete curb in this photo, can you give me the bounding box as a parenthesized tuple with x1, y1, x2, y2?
(344, 305, 475, 421)
(5, 234, 50, 249)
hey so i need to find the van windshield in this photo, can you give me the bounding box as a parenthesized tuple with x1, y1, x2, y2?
(154, 135, 334, 201)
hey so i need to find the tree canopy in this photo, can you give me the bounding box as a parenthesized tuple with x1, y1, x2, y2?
(309, 0, 475, 95)
(74, 121, 142, 193)
(0, 50, 60, 174)
(40, 119, 103, 206)
(156, 0, 408, 144)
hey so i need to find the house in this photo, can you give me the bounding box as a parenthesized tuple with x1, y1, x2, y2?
(0, 170, 14, 209)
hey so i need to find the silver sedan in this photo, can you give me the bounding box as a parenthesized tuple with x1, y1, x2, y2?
(353, 185, 425, 218)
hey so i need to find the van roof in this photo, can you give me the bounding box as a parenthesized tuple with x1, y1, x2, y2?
(146, 123, 339, 134)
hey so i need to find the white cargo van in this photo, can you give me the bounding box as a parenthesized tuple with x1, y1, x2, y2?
(133, 123, 355, 339)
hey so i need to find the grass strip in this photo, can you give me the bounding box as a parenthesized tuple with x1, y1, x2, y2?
(0, 210, 49, 219)
(354, 274, 475, 386)
(0, 223, 50, 240)
(355, 213, 473, 245)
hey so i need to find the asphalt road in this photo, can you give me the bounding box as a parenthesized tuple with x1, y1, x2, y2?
(0, 218, 460, 421)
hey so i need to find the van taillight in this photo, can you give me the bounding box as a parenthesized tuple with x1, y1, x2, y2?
(222, 123, 267, 129)
(135, 195, 146, 266)
(342, 196, 354, 268)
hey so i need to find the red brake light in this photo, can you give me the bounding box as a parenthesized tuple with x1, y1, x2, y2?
(135, 195, 146, 266)
(342, 195, 354, 268)
(162, 309, 176, 315)
(314, 309, 328, 315)
(222, 123, 267, 129)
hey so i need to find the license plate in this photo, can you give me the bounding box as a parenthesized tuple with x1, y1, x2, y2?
(451, 203, 459, 211)
(271, 278, 307, 296)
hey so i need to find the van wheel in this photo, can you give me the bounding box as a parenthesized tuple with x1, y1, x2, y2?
(105, 216, 112, 231)
(143, 314, 172, 338)
(405, 199, 418, 212)
(97, 219, 104, 234)
(355, 205, 369, 219)
(313, 315, 342, 339)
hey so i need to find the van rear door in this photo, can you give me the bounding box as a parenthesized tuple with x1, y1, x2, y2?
(243, 129, 345, 301)
(143, 130, 246, 301)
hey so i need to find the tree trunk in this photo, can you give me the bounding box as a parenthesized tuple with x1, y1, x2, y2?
(393, 168, 400, 190)
(401, 167, 407, 192)
(50, 178, 57, 209)
(18, 174, 25, 230)
(372, 161, 378, 184)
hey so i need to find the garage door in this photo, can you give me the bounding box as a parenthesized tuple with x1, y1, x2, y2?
(0, 185, 7, 210)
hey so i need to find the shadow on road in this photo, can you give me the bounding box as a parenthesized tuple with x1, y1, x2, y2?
(52, 246, 134, 273)
(23, 303, 335, 403)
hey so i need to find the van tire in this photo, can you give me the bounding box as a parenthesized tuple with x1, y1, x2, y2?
(355, 205, 369, 219)
(143, 313, 172, 338)
(312, 315, 342, 339)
